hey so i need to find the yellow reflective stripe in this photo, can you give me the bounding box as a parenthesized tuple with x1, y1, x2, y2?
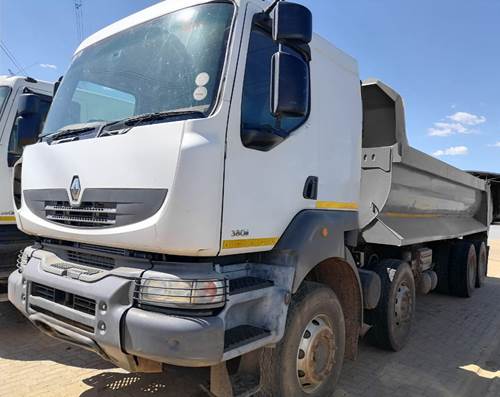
(316, 201, 359, 211)
(384, 212, 440, 219)
(0, 216, 16, 222)
(222, 237, 279, 250)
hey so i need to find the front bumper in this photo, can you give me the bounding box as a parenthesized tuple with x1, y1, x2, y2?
(9, 247, 290, 370)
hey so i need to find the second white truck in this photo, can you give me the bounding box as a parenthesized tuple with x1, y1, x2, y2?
(0, 75, 52, 288)
(8, 1, 498, 395)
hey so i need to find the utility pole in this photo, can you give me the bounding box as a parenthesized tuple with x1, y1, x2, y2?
(74, 0, 84, 44)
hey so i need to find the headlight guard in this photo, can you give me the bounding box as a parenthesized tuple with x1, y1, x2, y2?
(134, 277, 228, 310)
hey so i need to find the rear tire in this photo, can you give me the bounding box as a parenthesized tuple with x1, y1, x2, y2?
(474, 241, 488, 288)
(449, 241, 477, 298)
(260, 282, 345, 397)
(433, 244, 452, 294)
(366, 260, 416, 352)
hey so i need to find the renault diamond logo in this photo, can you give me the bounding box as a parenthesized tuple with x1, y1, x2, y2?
(70, 176, 81, 202)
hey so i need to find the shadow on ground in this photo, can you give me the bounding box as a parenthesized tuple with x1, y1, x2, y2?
(80, 367, 209, 397)
(0, 302, 115, 370)
(334, 276, 500, 397)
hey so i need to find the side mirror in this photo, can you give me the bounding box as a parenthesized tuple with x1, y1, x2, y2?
(17, 114, 42, 147)
(273, 2, 312, 44)
(16, 94, 42, 147)
(271, 51, 309, 118)
(241, 125, 288, 152)
(18, 93, 41, 117)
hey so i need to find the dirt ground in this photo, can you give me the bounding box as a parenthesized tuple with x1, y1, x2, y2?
(1, 238, 500, 397)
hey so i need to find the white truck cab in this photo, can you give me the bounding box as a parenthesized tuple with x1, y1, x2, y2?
(8, 1, 496, 396)
(0, 76, 52, 284)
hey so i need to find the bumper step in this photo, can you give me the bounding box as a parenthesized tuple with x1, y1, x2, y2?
(224, 325, 270, 352)
(229, 277, 273, 295)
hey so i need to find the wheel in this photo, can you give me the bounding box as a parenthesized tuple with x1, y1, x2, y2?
(474, 241, 488, 288)
(260, 282, 345, 396)
(366, 260, 416, 352)
(449, 241, 477, 297)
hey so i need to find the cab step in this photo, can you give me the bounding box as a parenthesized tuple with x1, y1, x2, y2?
(229, 277, 273, 296)
(224, 325, 270, 352)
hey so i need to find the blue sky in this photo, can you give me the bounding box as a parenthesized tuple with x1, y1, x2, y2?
(1, 0, 499, 173)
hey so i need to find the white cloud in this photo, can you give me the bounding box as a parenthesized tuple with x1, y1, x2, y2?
(40, 63, 57, 69)
(433, 146, 469, 157)
(448, 112, 486, 125)
(428, 111, 486, 137)
(489, 142, 500, 148)
(428, 122, 468, 137)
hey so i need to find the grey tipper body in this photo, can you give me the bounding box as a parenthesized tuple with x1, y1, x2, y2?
(359, 80, 491, 246)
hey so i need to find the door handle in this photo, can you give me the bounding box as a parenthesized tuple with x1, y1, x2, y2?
(303, 176, 318, 200)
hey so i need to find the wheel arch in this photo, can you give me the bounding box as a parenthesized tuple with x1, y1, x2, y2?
(305, 256, 363, 360)
(272, 210, 363, 360)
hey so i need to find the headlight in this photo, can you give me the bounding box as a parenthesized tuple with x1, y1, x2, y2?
(136, 277, 227, 309)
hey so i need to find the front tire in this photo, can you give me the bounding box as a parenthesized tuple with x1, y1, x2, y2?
(261, 282, 345, 397)
(366, 260, 416, 352)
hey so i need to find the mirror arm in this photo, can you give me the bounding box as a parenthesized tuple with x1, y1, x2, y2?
(254, 12, 272, 31)
(265, 0, 282, 15)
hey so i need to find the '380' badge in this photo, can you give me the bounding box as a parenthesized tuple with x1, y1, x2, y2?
(231, 229, 250, 238)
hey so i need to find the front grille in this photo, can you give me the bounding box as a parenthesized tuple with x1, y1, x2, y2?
(44, 201, 117, 228)
(67, 250, 115, 270)
(31, 282, 96, 315)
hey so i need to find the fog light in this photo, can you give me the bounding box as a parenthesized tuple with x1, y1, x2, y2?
(135, 277, 227, 309)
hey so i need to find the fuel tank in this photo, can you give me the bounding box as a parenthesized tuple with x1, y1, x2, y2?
(359, 80, 490, 247)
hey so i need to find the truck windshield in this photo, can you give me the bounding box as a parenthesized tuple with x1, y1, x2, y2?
(0, 86, 11, 118)
(41, 2, 234, 137)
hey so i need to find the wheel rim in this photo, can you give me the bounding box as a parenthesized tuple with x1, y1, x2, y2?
(296, 314, 336, 394)
(394, 281, 413, 327)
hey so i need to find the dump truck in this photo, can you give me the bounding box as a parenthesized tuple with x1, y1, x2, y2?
(8, 1, 497, 395)
(0, 75, 52, 294)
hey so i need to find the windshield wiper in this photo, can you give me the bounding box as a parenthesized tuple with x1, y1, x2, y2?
(101, 110, 206, 132)
(45, 122, 106, 143)
(45, 110, 206, 142)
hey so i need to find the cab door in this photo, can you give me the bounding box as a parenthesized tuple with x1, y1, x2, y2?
(221, 4, 317, 255)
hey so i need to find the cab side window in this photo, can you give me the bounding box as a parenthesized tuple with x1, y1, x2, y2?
(8, 94, 52, 163)
(241, 27, 309, 150)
